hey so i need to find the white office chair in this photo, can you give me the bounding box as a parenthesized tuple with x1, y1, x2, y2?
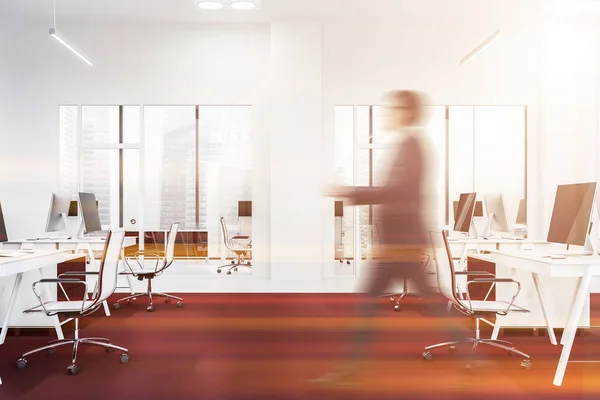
(422, 229, 532, 370)
(17, 228, 130, 375)
(115, 221, 182, 312)
(217, 217, 251, 275)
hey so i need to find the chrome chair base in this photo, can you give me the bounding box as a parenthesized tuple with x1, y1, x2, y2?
(217, 258, 252, 275)
(114, 292, 183, 312)
(422, 337, 532, 369)
(389, 292, 422, 311)
(16, 319, 129, 375)
(113, 278, 183, 312)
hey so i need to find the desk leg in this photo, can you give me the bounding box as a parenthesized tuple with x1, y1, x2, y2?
(491, 316, 502, 340)
(553, 268, 592, 386)
(125, 274, 135, 295)
(532, 272, 557, 345)
(491, 264, 517, 340)
(561, 277, 582, 345)
(37, 268, 64, 341)
(81, 244, 111, 317)
(0, 273, 23, 344)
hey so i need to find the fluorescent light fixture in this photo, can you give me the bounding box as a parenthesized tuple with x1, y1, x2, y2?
(198, 1, 224, 9)
(49, 28, 93, 66)
(231, 1, 256, 9)
(460, 30, 500, 66)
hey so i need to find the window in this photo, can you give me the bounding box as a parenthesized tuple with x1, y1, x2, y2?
(334, 105, 527, 268)
(59, 104, 252, 260)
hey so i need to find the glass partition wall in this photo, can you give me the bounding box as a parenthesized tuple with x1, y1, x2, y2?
(334, 105, 527, 274)
(59, 105, 252, 261)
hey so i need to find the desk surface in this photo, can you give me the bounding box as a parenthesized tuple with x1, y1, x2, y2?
(447, 237, 546, 244)
(491, 249, 600, 277)
(6, 237, 136, 245)
(0, 250, 79, 276)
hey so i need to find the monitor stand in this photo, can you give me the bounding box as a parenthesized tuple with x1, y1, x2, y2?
(48, 214, 72, 240)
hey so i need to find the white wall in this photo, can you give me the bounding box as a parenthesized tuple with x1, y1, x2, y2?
(269, 22, 324, 281)
(0, 21, 273, 279)
(2, 7, 600, 292)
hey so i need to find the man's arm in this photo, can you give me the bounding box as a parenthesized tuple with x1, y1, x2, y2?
(330, 138, 421, 206)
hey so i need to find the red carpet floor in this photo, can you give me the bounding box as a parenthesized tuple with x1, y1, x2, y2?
(0, 293, 600, 399)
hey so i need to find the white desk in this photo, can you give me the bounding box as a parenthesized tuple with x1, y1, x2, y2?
(2, 237, 137, 316)
(0, 250, 81, 385)
(447, 237, 548, 269)
(490, 249, 600, 386)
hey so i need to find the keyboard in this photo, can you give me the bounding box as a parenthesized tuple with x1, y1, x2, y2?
(547, 251, 594, 257)
(0, 251, 34, 258)
(501, 236, 525, 240)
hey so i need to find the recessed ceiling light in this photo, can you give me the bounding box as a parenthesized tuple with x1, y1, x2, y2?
(198, 1, 224, 9)
(231, 1, 256, 10)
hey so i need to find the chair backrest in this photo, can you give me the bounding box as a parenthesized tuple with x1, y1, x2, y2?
(220, 217, 233, 251)
(87, 228, 126, 312)
(429, 229, 463, 306)
(163, 221, 179, 268)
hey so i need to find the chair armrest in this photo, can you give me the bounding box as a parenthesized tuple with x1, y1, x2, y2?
(455, 271, 495, 276)
(39, 278, 81, 283)
(31, 279, 89, 316)
(130, 250, 165, 257)
(465, 278, 521, 315)
(123, 251, 164, 273)
(59, 271, 99, 277)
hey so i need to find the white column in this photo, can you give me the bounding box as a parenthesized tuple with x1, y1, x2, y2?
(269, 22, 324, 281)
(537, 15, 600, 238)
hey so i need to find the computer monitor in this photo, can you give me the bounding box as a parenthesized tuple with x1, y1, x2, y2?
(334, 201, 344, 217)
(547, 182, 597, 247)
(453, 200, 482, 220)
(484, 193, 510, 233)
(453, 193, 476, 233)
(238, 201, 252, 217)
(68, 200, 98, 217)
(45, 193, 70, 232)
(78, 192, 102, 233)
(0, 202, 7, 243)
(516, 199, 527, 225)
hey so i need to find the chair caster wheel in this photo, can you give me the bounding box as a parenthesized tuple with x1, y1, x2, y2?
(67, 364, 79, 375)
(389, 296, 395, 303)
(339, 259, 343, 263)
(16, 358, 27, 369)
(247, 262, 252, 266)
(176, 301, 183, 308)
(120, 354, 130, 364)
(227, 271, 232, 275)
(113, 303, 121, 310)
(231, 260, 235, 264)
(521, 360, 532, 370)
(217, 269, 222, 273)
(394, 304, 400, 312)
(165, 297, 171, 303)
(346, 261, 350, 265)
(147, 305, 154, 312)
(234, 268, 238, 272)
(422, 351, 433, 361)
(48, 348, 57, 355)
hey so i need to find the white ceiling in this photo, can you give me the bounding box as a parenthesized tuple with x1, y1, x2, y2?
(0, 0, 555, 24)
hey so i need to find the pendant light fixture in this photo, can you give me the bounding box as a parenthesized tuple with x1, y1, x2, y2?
(49, 0, 93, 66)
